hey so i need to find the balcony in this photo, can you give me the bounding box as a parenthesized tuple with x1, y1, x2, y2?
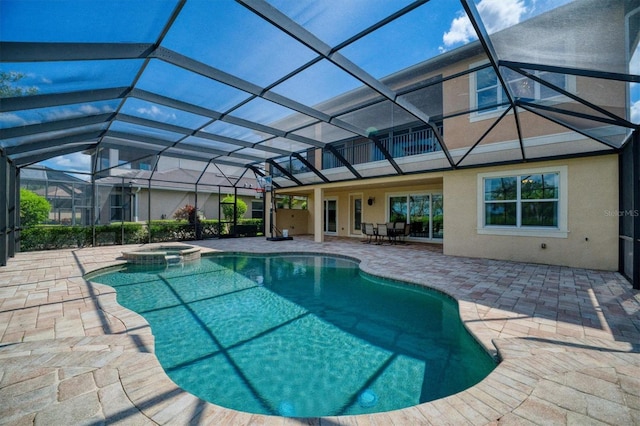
(270, 125, 443, 179)
(323, 125, 443, 170)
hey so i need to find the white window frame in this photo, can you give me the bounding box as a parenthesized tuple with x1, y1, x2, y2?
(386, 190, 443, 241)
(477, 166, 568, 238)
(323, 197, 338, 235)
(349, 192, 363, 236)
(469, 61, 574, 122)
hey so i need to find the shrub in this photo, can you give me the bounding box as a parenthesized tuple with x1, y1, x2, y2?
(173, 204, 196, 222)
(19, 218, 262, 252)
(221, 196, 247, 221)
(20, 223, 148, 251)
(20, 189, 51, 227)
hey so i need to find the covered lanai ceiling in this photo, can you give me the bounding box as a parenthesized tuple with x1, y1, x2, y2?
(1, 0, 638, 189)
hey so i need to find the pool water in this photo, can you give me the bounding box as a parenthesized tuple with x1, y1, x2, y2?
(90, 254, 496, 417)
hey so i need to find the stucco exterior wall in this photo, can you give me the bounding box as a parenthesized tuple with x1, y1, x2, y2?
(137, 189, 255, 221)
(443, 155, 619, 270)
(274, 208, 309, 236)
(441, 57, 626, 154)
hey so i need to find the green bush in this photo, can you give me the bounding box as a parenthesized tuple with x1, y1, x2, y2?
(95, 223, 147, 245)
(200, 219, 223, 239)
(149, 220, 194, 242)
(20, 226, 89, 251)
(18, 218, 263, 252)
(221, 196, 247, 221)
(20, 223, 146, 250)
(20, 189, 51, 227)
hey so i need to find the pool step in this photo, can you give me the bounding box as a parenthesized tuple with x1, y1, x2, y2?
(165, 254, 183, 265)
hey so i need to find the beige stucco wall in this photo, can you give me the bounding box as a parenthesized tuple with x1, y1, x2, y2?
(137, 189, 256, 221)
(273, 208, 309, 236)
(443, 155, 619, 270)
(278, 155, 619, 270)
(441, 55, 626, 153)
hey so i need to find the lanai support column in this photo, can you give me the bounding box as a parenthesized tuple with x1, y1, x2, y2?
(633, 131, 640, 289)
(0, 153, 9, 266)
(265, 188, 272, 239)
(8, 162, 17, 258)
(620, 130, 640, 290)
(313, 187, 323, 243)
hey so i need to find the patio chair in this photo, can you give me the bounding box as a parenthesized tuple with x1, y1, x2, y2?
(394, 222, 409, 243)
(376, 223, 389, 244)
(386, 222, 399, 244)
(362, 223, 377, 244)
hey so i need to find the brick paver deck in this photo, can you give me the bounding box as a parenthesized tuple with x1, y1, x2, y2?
(1, 236, 639, 425)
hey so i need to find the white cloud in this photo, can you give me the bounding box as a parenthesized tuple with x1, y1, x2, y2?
(79, 105, 102, 115)
(24, 72, 51, 85)
(631, 99, 640, 124)
(442, 0, 527, 48)
(631, 44, 640, 76)
(478, 0, 527, 33)
(136, 105, 177, 121)
(43, 104, 116, 122)
(0, 112, 32, 127)
(43, 152, 92, 173)
(44, 107, 86, 121)
(442, 13, 476, 47)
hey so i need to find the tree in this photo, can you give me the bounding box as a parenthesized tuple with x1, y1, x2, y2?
(221, 196, 247, 222)
(1, 71, 38, 97)
(20, 189, 51, 227)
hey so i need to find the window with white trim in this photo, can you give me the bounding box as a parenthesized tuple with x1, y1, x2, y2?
(484, 173, 559, 227)
(477, 166, 568, 238)
(473, 65, 568, 115)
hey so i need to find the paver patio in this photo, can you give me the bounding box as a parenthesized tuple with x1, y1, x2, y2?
(1, 236, 639, 425)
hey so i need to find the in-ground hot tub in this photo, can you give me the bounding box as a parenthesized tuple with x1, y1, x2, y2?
(122, 244, 201, 265)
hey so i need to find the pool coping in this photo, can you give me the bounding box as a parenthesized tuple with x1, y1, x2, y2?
(1, 237, 638, 425)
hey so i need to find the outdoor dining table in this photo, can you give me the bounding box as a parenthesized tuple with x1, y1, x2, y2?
(362, 223, 406, 245)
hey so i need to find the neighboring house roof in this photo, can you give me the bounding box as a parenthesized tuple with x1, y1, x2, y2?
(21, 165, 88, 184)
(95, 167, 259, 196)
(21, 166, 88, 200)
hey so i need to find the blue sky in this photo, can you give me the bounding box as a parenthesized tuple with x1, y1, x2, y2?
(0, 0, 633, 173)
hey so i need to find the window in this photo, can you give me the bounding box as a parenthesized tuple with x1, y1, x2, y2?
(476, 66, 502, 112)
(110, 193, 122, 221)
(251, 200, 263, 219)
(472, 64, 568, 116)
(478, 166, 568, 238)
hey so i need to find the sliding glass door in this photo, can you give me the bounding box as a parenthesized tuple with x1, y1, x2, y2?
(388, 193, 443, 240)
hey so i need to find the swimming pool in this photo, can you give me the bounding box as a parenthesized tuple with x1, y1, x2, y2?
(89, 254, 496, 417)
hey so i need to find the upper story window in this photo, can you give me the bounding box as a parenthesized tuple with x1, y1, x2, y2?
(476, 66, 503, 112)
(472, 64, 569, 118)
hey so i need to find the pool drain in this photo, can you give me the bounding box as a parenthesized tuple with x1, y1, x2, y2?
(358, 389, 378, 407)
(278, 401, 295, 416)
